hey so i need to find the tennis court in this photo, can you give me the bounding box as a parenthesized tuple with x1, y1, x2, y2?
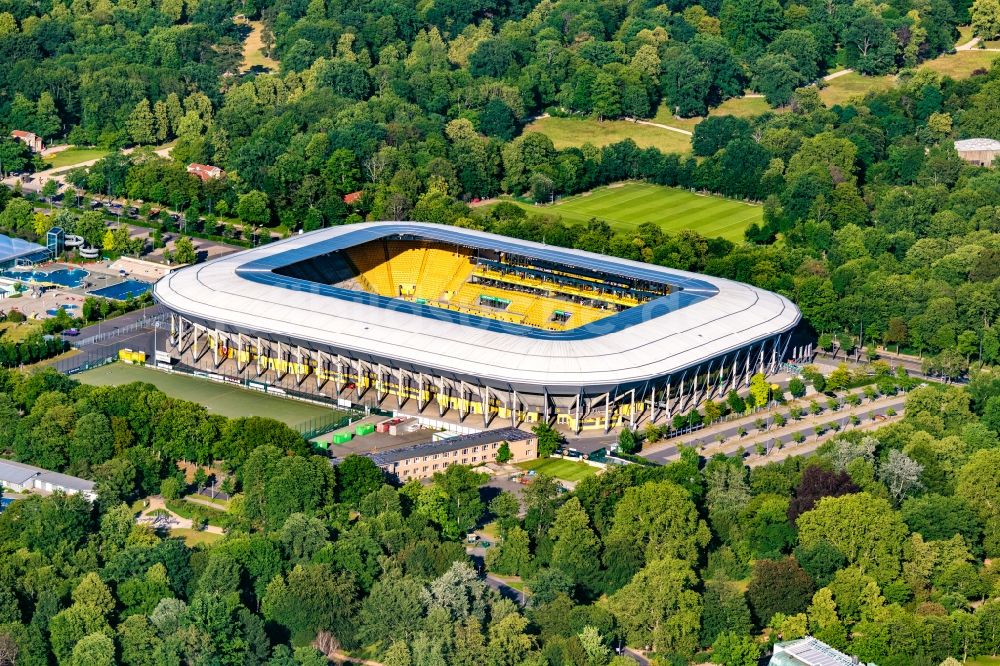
(88, 279, 152, 300)
(76, 363, 342, 426)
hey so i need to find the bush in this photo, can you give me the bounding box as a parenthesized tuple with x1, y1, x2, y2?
(617, 429, 638, 454)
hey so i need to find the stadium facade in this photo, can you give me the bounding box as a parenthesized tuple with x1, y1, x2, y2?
(153, 222, 802, 432)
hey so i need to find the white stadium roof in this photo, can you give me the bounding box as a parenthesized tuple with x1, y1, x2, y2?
(153, 222, 800, 392)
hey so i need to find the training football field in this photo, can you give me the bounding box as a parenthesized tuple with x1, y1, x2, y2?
(516, 457, 598, 482)
(76, 363, 342, 427)
(504, 182, 762, 243)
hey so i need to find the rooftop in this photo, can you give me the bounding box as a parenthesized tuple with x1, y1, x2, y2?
(154, 223, 800, 392)
(0, 234, 47, 265)
(365, 427, 535, 466)
(0, 458, 95, 493)
(955, 138, 1000, 151)
(770, 637, 865, 666)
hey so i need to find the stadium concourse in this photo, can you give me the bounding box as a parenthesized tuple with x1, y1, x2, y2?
(153, 222, 803, 433)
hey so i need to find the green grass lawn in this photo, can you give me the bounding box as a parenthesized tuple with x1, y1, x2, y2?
(500, 182, 761, 242)
(956, 25, 975, 45)
(524, 116, 691, 154)
(920, 49, 999, 78)
(238, 20, 280, 72)
(516, 457, 598, 482)
(653, 96, 779, 130)
(0, 321, 44, 343)
(651, 107, 701, 132)
(76, 363, 342, 427)
(43, 147, 111, 169)
(966, 657, 1000, 666)
(709, 96, 778, 118)
(818, 72, 896, 106)
(815, 49, 997, 108)
(170, 528, 223, 547)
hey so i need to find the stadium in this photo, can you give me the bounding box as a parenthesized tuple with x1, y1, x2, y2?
(153, 222, 802, 432)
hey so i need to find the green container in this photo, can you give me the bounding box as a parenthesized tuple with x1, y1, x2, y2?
(356, 424, 375, 436)
(333, 433, 353, 444)
(315, 440, 329, 450)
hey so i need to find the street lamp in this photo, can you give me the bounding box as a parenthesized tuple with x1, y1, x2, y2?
(152, 321, 162, 362)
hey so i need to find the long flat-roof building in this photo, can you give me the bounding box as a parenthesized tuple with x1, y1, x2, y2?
(363, 427, 538, 481)
(0, 458, 97, 501)
(154, 222, 801, 432)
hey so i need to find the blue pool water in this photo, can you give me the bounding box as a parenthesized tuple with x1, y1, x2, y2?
(1, 267, 89, 288)
(46, 305, 79, 316)
(88, 279, 151, 300)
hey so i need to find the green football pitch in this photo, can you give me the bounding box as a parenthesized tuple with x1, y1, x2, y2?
(76, 363, 342, 427)
(515, 457, 598, 482)
(502, 182, 762, 242)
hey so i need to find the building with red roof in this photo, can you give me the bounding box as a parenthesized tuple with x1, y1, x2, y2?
(11, 131, 43, 153)
(186, 163, 225, 181)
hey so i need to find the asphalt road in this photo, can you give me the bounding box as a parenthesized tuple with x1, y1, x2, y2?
(641, 395, 907, 464)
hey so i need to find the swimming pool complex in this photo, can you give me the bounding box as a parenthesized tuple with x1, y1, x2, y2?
(1, 267, 90, 288)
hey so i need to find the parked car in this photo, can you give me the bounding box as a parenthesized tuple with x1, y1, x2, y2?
(63, 328, 79, 336)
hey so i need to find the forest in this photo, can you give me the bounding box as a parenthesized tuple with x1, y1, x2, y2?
(2, 0, 1000, 661)
(5, 355, 1000, 664)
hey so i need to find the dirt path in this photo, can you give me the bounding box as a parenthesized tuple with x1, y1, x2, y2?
(823, 68, 854, 81)
(626, 118, 693, 136)
(137, 496, 225, 535)
(957, 36, 980, 51)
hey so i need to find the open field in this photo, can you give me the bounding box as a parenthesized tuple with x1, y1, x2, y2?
(651, 107, 700, 132)
(523, 116, 691, 154)
(43, 148, 111, 169)
(237, 20, 279, 72)
(516, 457, 598, 482)
(0, 321, 43, 343)
(816, 48, 997, 107)
(500, 182, 761, 242)
(919, 49, 999, 78)
(170, 528, 223, 547)
(956, 25, 974, 45)
(708, 96, 778, 118)
(967, 657, 1000, 666)
(818, 72, 896, 106)
(653, 95, 779, 130)
(76, 363, 341, 426)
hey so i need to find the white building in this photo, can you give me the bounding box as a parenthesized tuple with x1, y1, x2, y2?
(0, 458, 97, 502)
(955, 138, 1000, 167)
(769, 637, 870, 666)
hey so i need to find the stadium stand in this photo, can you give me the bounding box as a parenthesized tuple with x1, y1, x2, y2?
(157, 222, 801, 433)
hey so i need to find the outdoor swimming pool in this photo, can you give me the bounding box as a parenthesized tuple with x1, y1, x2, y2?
(1, 267, 90, 288)
(88, 279, 151, 300)
(46, 304, 79, 316)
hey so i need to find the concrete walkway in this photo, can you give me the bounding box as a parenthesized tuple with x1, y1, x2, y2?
(957, 36, 980, 51)
(625, 118, 693, 136)
(136, 496, 225, 535)
(746, 414, 902, 467)
(823, 68, 854, 81)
